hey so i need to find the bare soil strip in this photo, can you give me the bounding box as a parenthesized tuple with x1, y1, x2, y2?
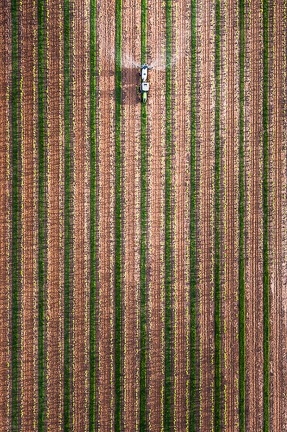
(196, 0, 215, 429)
(171, 1, 191, 430)
(46, 0, 65, 428)
(19, 1, 38, 429)
(269, 1, 286, 429)
(121, 0, 141, 430)
(0, 2, 11, 430)
(220, 0, 239, 429)
(96, 0, 116, 429)
(71, 1, 90, 429)
(244, 0, 264, 429)
(146, 0, 166, 429)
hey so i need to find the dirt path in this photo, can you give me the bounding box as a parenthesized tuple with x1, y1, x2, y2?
(171, 1, 191, 430)
(46, 0, 65, 428)
(269, 1, 286, 429)
(71, 1, 90, 429)
(244, 0, 264, 429)
(121, 0, 141, 430)
(97, 0, 116, 429)
(221, 0, 239, 429)
(197, 0, 215, 429)
(0, 2, 11, 430)
(146, 0, 166, 429)
(19, 1, 38, 429)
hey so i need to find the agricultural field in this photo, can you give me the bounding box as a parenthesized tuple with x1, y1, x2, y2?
(0, 0, 287, 431)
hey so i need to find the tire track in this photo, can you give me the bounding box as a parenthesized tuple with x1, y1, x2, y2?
(269, 1, 285, 430)
(146, 0, 166, 428)
(244, 0, 264, 429)
(46, 0, 65, 428)
(71, 0, 90, 429)
(19, 0, 38, 429)
(221, 0, 239, 429)
(121, 0, 141, 430)
(96, 0, 116, 428)
(0, 2, 11, 429)
(171, 1, 191, 430)
(197, 0, 215, 429)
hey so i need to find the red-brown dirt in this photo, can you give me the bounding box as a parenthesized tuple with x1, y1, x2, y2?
(46, 0, 65, 428)
(146, 0, 166, 429)
(71, 0, 90, 429)
(96, 0, 116, 429)
(121, 0, 141, 430)
(19, 0, 38, 429)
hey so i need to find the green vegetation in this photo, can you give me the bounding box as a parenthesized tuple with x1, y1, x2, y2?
(140, 0, 147, 429)
(114, 0, 122, 429)
(189, 0, 197, 430)
(63, 0, 71, 429)
(164, 0, 172, 430)
(214, 0, 221, 430)
(11, 0, 19, 429)
(38, 0, 46, 429)
(89, 0, 97, 429)
(238, 0, 246, 430)
(262, 0, 269, 430)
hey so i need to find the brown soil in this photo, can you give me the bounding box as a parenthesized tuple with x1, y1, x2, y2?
(19, 1, 38, 429)
(221, 0, 239, 429)
(146, 0, 166, 429)
(269, 1, 285, 430)
(171, 1, 191, 429)
(121, 0, 141, 430)
(197, 0, 215, 429)
(46, 0, 65, 429)
(0, 2, 11, 430)
(244, 0, 264, 429)
(96, 0, 116, 429)
(71, 0, 90, 429)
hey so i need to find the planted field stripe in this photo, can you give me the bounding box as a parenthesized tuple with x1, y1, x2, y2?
(171, 0, 191, 430)
(146, 0, 166, 428)
(121, 0, 141, 430)
(220, 0, 240, 430)
(46, 0, 65, 428)
(19, 0, 38, 429)
(262, 0, 269, 429)
(11, 0, 20, 428)
(89, 0, 97, 429)
(189, 0, 197, 429)
(165, 0, 172, 429)
(63, 0, 71, 427)
(214, 0, 221, 428)
(269, 1, 286, 429)
(96, 0, 116, 428)
(71, 0, 90, 429)
(115, 0, 122, 428)
(196, 0, 216, 429)
(0, 2, 11, 429)
(244, 0, 264, 429)
(37, 0, 46, 429)
(238, 0, 246, 428)
(140, 0, 147, 428)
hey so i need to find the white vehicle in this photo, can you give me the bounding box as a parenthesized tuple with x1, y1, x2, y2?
(139, 64, 152, 103)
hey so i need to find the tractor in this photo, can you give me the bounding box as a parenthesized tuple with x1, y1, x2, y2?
(139, 64, 151, 103)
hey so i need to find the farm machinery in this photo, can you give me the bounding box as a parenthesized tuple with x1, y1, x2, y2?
(139, 64, 152, 103)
